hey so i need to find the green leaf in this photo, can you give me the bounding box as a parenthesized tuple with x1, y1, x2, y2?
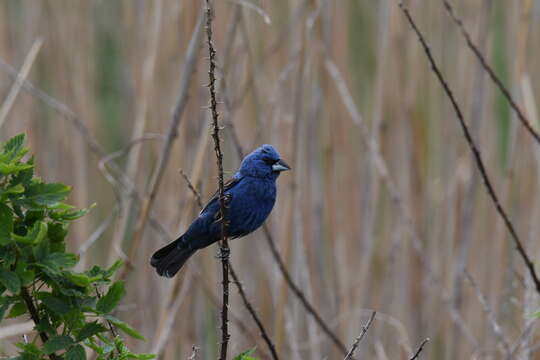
(64, 272, 92, 287)
(76, 321, 108, 341)
(0, 162, 33, 176)
(96, 281, 125, 313)
(15, 262, 35, 286)
(12, 221, 47, 244)
(65, 344, 86, 360)
(42, 252, 78, 272)
(131, 354, 156, 360)
(50, 203, 96, 221)
(3, 133, 25, 156)
(43, 335, 74, 354)
(7, 301, 26, 318)
(104, 315, 145, 340)
(0, 269, 21, 293)
(0, 203, 14, 245)
(15, 343, 42, 360)
(24, 183, 71, 206)
(233, 348, 257, 360)
(5, 183, 25, 194)
(10, 157, 34, 187)
(40, 295, 71, 315)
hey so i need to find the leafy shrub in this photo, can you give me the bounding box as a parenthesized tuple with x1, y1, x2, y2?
(0, 134, 153, 360)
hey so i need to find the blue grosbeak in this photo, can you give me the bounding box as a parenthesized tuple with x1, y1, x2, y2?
(151, 144, 290, 277)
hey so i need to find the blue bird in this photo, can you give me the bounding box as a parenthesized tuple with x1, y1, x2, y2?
(151, 144, 290, 277)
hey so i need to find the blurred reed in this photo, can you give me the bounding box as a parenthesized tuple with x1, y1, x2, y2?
(1, 0, 540, 359)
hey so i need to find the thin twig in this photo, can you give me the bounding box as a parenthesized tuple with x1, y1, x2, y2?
(409, 338, 430, 360)
(343, 311, 376, 360)
(464, 269, 512, 356)
(399, 2, 540, 295)
(440, 0, 540, 146)
(205, 1, 230, 359)
(179, 169, 204, 209)
(188, 345, 200, 360)
(229, 264, 279, 360)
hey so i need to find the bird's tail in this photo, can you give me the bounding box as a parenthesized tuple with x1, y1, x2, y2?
(150, 236, 196, 278)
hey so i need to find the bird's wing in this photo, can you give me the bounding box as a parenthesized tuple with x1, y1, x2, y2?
(199, 176, 243, 216)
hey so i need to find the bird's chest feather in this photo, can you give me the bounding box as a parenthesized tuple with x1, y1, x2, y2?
(226, 178, 276, 236)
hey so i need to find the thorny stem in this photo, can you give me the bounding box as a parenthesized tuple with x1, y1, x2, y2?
(205, 1, 230, 359)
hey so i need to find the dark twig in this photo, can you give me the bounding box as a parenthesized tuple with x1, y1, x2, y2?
(229, 264, 279, 360)
(409, 338, 430, 360)
(179, 169, 204, 209)
(262, 225, 348, 354)
(344, 311, 376, 360)
(464, 269, 511, 356)
(205, 1, 230, 359)
(440, 0, 540, 146)
(226, 122, 348, 354)
(20, 288, 61, 360)
(399, 2, 540, 295)
(181, 171, 278, 360)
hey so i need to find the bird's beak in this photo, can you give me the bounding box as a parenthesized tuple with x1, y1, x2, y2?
(272, 159, 291, 172)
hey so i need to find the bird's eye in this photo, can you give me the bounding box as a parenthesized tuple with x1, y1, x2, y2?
(263, 158, 277, 165)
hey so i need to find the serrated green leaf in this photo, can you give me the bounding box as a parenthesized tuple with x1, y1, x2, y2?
(96, 281, 124, 313)
(0, 269, 20, 293)
(43, 335, 74, 354)
(65, 344, 86, 360)
(24, 183, 71, 206)
(0, 203, 14, 245)
(40, 295, 71, 315)
(15, 262, 35, 286)
(0, 162, 33, 176)
(104, 315, 145, 340)
(233, 348, 257, 360)
(42, 252, 78, 272)
(76, 321, 108, 341)
(3, 133, 25, 155)
(7, 301, 26, 318)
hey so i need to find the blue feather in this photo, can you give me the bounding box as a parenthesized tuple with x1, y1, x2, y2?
(150, 144, 290, 277)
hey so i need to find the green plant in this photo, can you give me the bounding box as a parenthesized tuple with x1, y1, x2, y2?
(0, 134, 153, 360)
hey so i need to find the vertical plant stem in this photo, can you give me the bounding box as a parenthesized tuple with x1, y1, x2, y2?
(205, 1, 230, 358)
(20, 287, 61, 360)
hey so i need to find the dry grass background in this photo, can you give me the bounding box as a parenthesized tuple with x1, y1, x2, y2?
(1, 0, 540, 359)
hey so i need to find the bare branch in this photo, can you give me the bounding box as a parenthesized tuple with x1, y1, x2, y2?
(440, 0, 540, 146)
(409, 338, 430, 360)
(399, 1, 540, 295)
(344, 311, 376, 360)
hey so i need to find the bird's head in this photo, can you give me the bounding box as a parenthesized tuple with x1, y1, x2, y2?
(238, 144, 291, 180)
